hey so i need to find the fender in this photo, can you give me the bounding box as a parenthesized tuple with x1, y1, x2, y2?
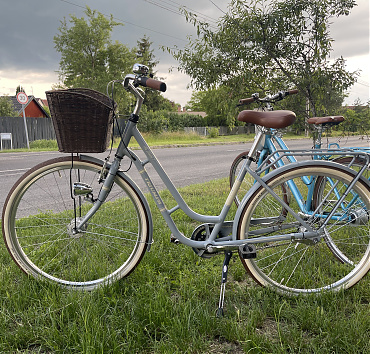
(80, 154, 154, 251)
(232, 159, 370, 241)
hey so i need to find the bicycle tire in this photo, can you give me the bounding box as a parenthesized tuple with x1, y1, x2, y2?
(313, 156, 369, 265)
(236, 162, 370, 295)
(2, 156, 150, 290)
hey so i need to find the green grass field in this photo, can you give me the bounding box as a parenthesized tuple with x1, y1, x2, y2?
(0, 129, 360, 153)
(0, 131, 314, 153)
(1, 178, 369, 353)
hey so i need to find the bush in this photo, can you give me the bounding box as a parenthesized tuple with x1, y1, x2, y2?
(207, 127, 219, 138)
(167, 112, 205, 130)
(139, 109, 206, 133)
(140, 110, 169, 134)
(30, 139, 58, 150)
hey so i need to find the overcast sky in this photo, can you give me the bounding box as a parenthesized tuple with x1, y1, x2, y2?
(0, 0, 368, 106)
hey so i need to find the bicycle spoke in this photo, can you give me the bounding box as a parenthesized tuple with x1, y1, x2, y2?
(238, 163, 370, 294)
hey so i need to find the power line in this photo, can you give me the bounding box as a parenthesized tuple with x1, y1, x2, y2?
(142, 0, 219, 29)
(152, 0, 219, 24)
(355, 80, 370, 87)
(208, 0, 227, 15)
(59, 0, 188, 43)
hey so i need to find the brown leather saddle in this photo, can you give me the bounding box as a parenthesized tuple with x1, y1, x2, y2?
(237, 110, 296, 129)
(307, 116, 344, 126)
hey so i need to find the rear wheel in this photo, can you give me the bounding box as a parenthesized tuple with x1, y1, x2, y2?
(329, 156, 369, 181)
(2, 157, 150, 290)
(237, 163, 370, 295)
(313, 157, 369, 264)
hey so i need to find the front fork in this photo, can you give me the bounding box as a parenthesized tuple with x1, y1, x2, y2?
(72, 157, 121, 233)
(71, 117, 139, 233)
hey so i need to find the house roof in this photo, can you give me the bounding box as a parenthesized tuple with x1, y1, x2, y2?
(5, 95, 50, 117)
(38, 98, 49, 107)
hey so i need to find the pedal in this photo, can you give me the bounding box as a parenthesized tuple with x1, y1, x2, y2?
(170, 234, 180, 244)
(239, 244, 256, 259)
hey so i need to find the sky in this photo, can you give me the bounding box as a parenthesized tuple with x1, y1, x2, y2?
(0, 0, 369, 107)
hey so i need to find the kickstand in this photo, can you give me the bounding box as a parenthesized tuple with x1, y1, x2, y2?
(217, 251, 233, 317)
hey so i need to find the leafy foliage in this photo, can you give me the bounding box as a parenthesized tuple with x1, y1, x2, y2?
(54, 6, 136, 112)
(16, 85, 26, 95)
(139, 108, 205, 133)
(187, 87, 240, 128)
(173, 0, 359, 126)
(339, 100, 370, 134)
(0, 96, 17, 117)
(54, 11, 172, 115)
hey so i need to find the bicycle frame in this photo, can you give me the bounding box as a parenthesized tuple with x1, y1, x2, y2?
(256, 129, 315, 212)
(74, 82, 368, 253)
(119, 120, 322, 248)
(244, 126, 369, 219)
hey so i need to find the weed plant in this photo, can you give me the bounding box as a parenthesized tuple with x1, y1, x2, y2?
(0, 178, 369, 352)
(124, 131, 256, 148)
(29, 139, 59, 150)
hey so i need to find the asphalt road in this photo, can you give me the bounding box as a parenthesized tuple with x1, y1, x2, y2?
(0, 135, 368, 214)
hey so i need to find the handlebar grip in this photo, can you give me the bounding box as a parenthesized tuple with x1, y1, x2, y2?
(287, 89, 299, 95)
(136, 77, 167, 92)
(239, 97, 255, 105)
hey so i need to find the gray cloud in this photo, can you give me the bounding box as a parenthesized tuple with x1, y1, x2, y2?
(0, 1, 66, 71)
(0, 0, 211, 74)
(0, 0, 368, 104)
(331, 0, 369, 59)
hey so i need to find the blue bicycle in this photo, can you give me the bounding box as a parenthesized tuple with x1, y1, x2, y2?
(230, 91, 370, 267)
(230, 90, 370, 206)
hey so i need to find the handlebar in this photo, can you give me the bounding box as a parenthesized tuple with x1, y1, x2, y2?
(238, 89, 298, 106)
(123, 70, 167, 93)
(135, 76, 167, 92)
(111, 64, 167, 117)
(238, 97, 256, 105)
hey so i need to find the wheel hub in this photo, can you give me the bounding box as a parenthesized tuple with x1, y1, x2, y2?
(67, 217, 88, 238)
(350, 208, 369, 225)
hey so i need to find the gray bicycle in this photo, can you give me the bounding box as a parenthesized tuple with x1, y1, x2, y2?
(2, 64, 370, 315)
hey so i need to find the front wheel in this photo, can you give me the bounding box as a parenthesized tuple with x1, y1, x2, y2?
(2, 156, 150, 290)
(237, 163, 370, 295)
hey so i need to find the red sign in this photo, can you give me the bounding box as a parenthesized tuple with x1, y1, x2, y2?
(16, 92, 28, 105)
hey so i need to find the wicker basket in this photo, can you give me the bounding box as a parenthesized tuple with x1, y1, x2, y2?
(46, 88, 115, 153)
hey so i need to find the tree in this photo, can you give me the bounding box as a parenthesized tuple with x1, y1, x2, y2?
(54, 6, 136, 111)
(339, 100, 370, 134)
(173, 0, 358, 126)
(16, 86, 26, 94)
(0, 96, 17, 117)
(136, 35, 159, 73)
(187, 87, 239, 127)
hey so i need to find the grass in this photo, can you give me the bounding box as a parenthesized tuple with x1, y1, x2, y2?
(127, 130, 254, 147)
(1, 178, 369, 353)
(1, 131, 310, 153)
(1, 128, 366, 153)
(2, 129, 364, 153)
